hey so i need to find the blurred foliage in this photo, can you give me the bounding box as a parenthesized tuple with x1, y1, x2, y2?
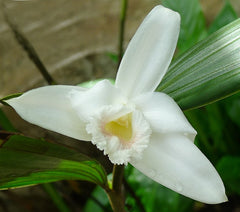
(0, 108, 16, 132)
(162, 0, 207, 55)
(84, 186, 112, 212)
(124, 166, 193, 212)
(217, 156, 240, 196)
(208, 1, 238, 34)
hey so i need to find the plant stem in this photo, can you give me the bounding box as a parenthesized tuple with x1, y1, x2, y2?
(117, 0, 128, 68)
(42, 183, 71, 212)
(123, 179, 146, 212)
(106, 165, 125, 212)
(112, 164, 125, 192)
(2, 5, 56, 85)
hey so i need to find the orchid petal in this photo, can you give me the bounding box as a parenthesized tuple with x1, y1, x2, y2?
(6, 85, 91, 141)
(116, 5, 180, 98)
(69, 80, 124, 122)
(133, 92, 196, 140)
(131, 133, 227, 204)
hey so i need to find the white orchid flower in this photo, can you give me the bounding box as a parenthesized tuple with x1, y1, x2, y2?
(7, 6, 227, 204)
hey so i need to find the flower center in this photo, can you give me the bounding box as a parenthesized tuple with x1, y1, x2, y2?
(104, 113, 133, 142)
(86, 105, 151, 164)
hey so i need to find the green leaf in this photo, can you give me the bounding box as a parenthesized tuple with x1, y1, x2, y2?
(0, 108, 16, 132)
(223, 93, 240, 128)
(84, 186, 111, 212)
(185, 103, 233, 163)
(125, 165, 193, 212)
(162, 0, 207, 54)
(158, 18, 240, 110)
(208, 1, 238, 34)
(42, 183, 71, 212)
(217, 156, 240, 195)
(0, 135, 108, 189)
(106, 52, 118, 63)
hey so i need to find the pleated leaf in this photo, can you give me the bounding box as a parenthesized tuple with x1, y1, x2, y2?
(158, 18, 240, 110)
(0, 135, 108, 189)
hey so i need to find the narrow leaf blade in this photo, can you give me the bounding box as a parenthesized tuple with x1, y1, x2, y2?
(0, 93, 22, 106)
(158, 19, 240, 110)
(0, 135, 108, 189)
